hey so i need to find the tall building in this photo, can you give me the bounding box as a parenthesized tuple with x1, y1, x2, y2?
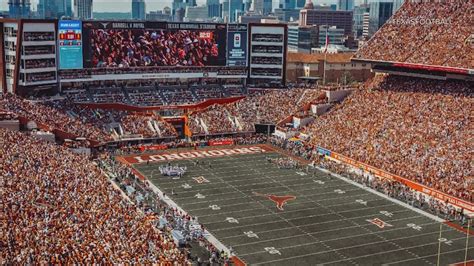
(353, 4, 369, 38)
(172, 0, 186, 20)
(244, 0, 252, 11)
(147, 10, 171, 21)
(274, 8, 300, 22)
(185, 5, 208, 21)
(337, 0, 354, 11)
(254, 0, 272, 15)
(132, 0, 146, 20)
(368, 0, 393, 36)
(280, 0, 296, 9)
(8, 0, 31, 18)
(221, 0, 229, 21)
(229, 0, 244, 22)
(163, 6, 172, 15)
(38, 0, 72, 19)
(288, 24, 319, 53)
(295, 0, 306, 9)
(74, 0, 92, 19)
(318, 25, 345, 46)
(392, 0, 404, 14)
(207, 0, 220, 18)
(300, 2, 353, 36)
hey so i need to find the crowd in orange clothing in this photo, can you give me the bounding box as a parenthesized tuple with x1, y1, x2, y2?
(0, 128, 189, 264)
(355, 0, 473, 69)
(188, 88, 323, 134)
(303, 75, 473, 201)
(0, 95, 177, 142)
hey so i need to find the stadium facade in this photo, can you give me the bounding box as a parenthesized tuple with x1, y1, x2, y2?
(0, 19, 287, 96)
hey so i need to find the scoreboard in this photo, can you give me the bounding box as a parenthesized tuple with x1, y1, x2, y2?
(58, 20, 83, 70)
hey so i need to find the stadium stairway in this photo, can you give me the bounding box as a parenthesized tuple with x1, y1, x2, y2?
(121, 87, 132, 104)
(199, 118, 209, 135)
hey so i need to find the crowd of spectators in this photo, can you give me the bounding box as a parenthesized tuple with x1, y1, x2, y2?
(99, 155, 233, 264)
(26, 72, 56, 83)
(90, 29, 220, 68)
(355, 0, 473, 69)
(0, 128, 188, 264)
(188, 88, 323, 134)
(0, 95, 178, 143)
(0, 94, 110, 142)
(303, 74, 473, 201)
(127, 88, 166, 106)
(90, 88, 127, 103)
(23, 32, 55, 42)
(24, 59, 56, 69)
(23, 45, 55, 55)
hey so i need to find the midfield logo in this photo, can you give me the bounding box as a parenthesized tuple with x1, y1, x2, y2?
(253, 192, 296, 211)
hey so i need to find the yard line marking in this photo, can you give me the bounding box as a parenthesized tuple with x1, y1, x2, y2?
(203, 203, 399, 226)
(245, 235, 471, 265)
(232, 224, 456, 249)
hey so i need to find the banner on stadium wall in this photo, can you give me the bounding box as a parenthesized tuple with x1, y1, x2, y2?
(208, 139, 234, 146)
(316, 147, 331, 157)
(321, 147, 474, 212)
(139, 144, 168, 152)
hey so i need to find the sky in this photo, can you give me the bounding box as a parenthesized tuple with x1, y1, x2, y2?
(1, 0, 357, 12)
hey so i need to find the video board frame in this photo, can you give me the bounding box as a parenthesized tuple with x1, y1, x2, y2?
(81, 21, 228, 69)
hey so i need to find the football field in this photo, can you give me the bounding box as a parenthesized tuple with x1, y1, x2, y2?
(128, 146, 473, 265)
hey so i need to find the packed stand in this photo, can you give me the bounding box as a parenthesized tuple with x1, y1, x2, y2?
(0, 128, 189, 264)
(355, 0, 473, 69)
(304, 75, 473, 201)
(0, 95, 111, 142)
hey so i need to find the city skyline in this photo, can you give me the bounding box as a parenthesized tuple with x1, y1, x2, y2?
(1, 0, 366, 12)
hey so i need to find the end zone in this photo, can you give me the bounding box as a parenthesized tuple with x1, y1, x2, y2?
(119, 145, 269, 164)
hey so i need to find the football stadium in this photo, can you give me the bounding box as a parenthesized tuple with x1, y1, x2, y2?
(0, 0, 473, 264)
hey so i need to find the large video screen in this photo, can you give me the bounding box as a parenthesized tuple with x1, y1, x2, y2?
(82, 22, 227, 68)
(58, 20, 83, 69)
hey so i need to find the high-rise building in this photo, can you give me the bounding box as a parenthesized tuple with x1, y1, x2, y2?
(74, 0, 92, 19)
(163, 6, 172, 15)
(185, 5, 208, 21)
(38, 0, 72, 19)
(147, 10, 171, 21)
(132, 0, 146, 20)
(229, 0, 244, 22)
(207, 0, 220, 18)
(172, 0, 187, 20)
(288, 24, 319, 53)
(318, 25, 345, 46)
(300, 2, 353, 36)
(8, 0, 31, 18)
(295, 0, 306, 9)
(368, 0, 393, 36)
(280, 0, 296, 9)
(353, 4, 369, 38)
(337, 0, 354, 11)
(254, 0, 272, 15)
(392, 0, 404, 14)
(244, 0, 251, 11)
(221, 0, 229, 21)
(274, 8, 300, 22)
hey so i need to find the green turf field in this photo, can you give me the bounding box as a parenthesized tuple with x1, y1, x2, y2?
(133, 150, 473, 265)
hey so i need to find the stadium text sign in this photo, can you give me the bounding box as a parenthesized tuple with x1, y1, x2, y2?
(124, 146, 267, 164)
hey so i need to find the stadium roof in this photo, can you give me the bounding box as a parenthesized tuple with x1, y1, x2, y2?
(353, 0, 473, 72)
(287, 53, 354, 64)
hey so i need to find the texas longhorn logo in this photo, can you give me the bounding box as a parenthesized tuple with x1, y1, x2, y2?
(253, 192, 296, 211)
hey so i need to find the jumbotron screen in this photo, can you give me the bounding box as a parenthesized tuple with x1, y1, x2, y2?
(82, 21, 227, 68)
